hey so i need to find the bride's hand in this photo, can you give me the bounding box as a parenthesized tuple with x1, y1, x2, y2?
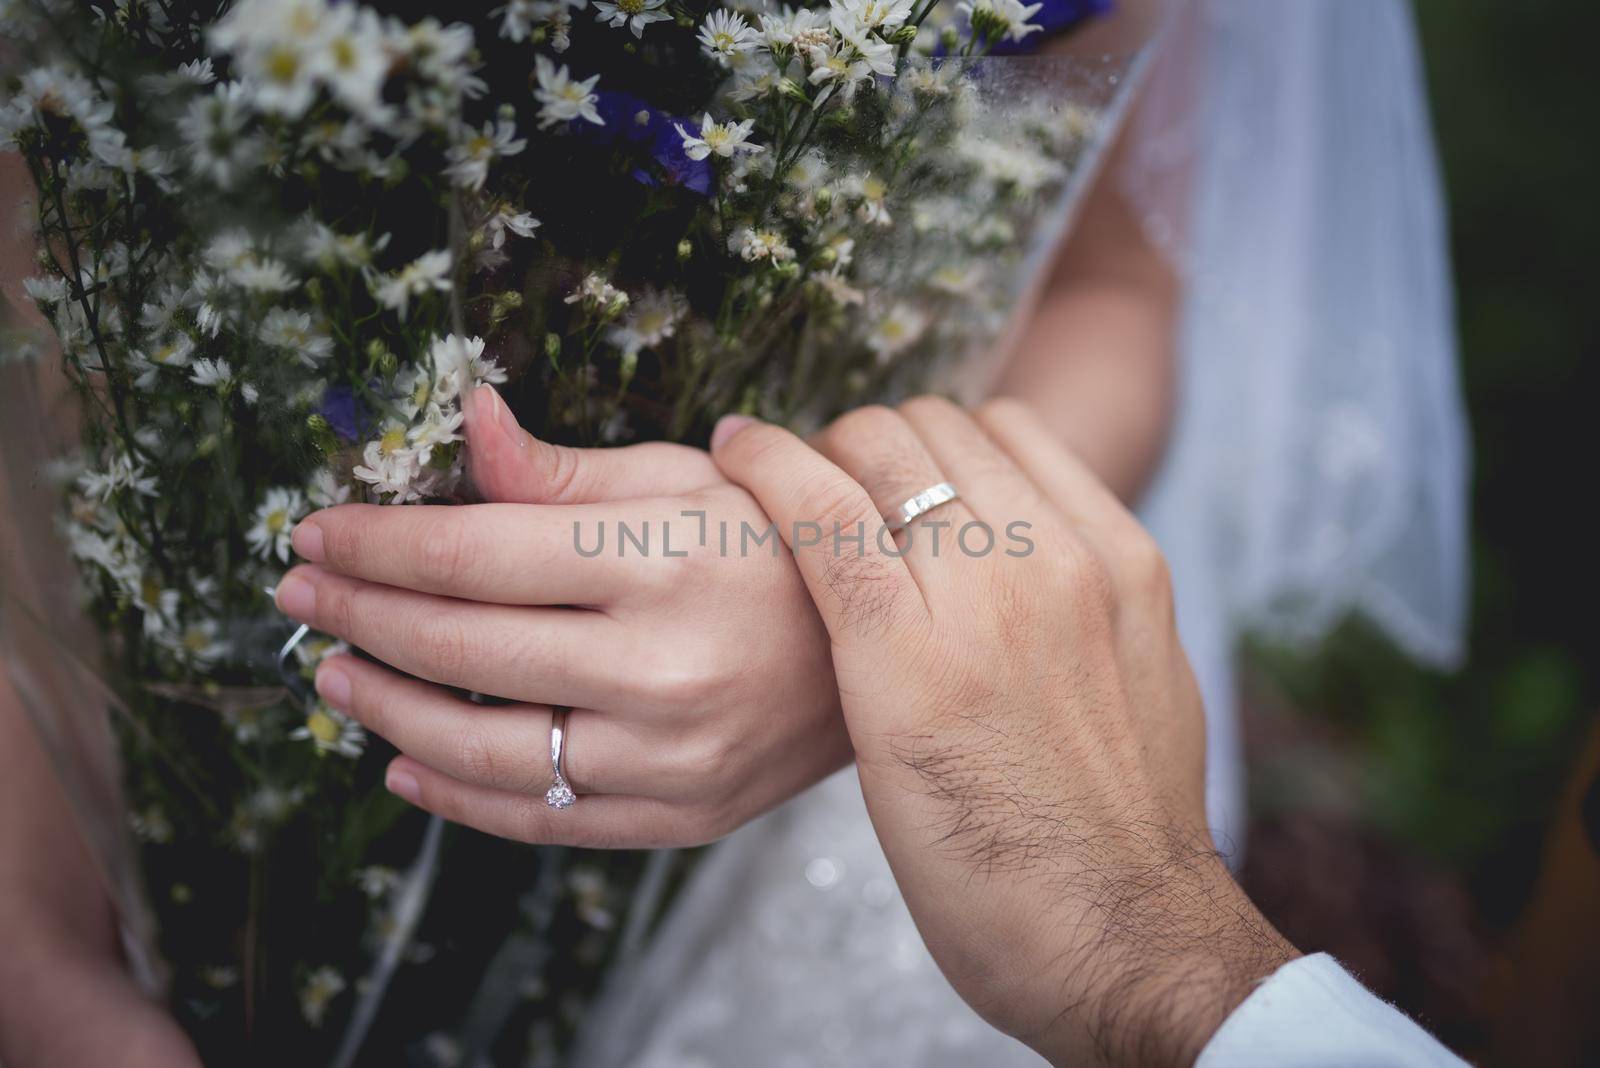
(273, 386, 846, 847)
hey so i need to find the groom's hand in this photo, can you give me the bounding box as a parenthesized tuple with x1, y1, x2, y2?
(274, 387, 848, 849)
(710, 397, 1297, 1068)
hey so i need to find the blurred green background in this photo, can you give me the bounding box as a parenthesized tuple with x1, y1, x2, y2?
(1250, 0, 1599, 871)
(1235, 2, 1600, 1048)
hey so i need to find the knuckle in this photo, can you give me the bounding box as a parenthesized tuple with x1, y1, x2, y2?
(1120, 530, 1173, 599)
(406, 607, 468, 677)
(454, 727, 501, 785)
(823, 404, 902, 453)
(415, 518, 469, 586)
(538, 441, 584, 504)
(898, 393, 962, 424)
(975, 395, 1033, 429)
(798, 470, 873, 535)
(650, 651, 720, 708)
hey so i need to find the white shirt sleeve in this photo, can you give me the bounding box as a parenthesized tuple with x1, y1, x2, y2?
(1196, 953, 1467, 1067)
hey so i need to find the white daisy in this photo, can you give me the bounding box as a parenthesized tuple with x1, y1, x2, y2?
(352, 426, 424, 501)
(564, 273, 628, 312)
(675, 114, 763, 161)
(485, 207, 541, 249)
(299, 965, 347, 1027)
(259, 307, 333, 366)
(190, 357, 235, 389)
(830, 0, 915, 36)
(533, 57, 604, 129)
(370, 249, 453, 321)
(444, 118, 527, 191)
(956, 0, 1044, 43)
(290, 703, 366, 759)
(247, 486, 307, 562)
(307, 467, 353, 509)
(867, 304, 927, 361)
(592, 0, 672, 38)
(606, 290, 685, 354)
(760, 7, 832, 51)
(730, 227, 796, 263)
(698, 9, 759, 66)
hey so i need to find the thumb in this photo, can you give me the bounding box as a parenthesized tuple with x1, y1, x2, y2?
(465, 384, 722, 504)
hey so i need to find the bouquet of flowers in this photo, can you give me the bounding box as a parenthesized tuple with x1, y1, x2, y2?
(0, 0, 1141, 1061)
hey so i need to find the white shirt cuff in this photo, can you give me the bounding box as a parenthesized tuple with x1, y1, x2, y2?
(1196, 953, 1466, 1067)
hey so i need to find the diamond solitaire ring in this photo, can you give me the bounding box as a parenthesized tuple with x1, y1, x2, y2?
(546, 708, 576, 810)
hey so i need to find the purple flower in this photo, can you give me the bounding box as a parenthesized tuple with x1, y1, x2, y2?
(317, 385, 369, 442)
(576, 90, 714, 196)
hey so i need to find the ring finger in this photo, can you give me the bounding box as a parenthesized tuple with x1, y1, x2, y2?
(317, 655, 694, 799)
(812, 404, 979, 588)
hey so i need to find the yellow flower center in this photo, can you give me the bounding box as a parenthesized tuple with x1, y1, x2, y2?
(306, 710, 341, 745)
(183, 627, 211, 653)
(617, 0, 645, 14)
(264, 46, 301, 86)
(380, 427, 408, 456)
(265, 508, 289, 534)
(331, 37, 357, 71)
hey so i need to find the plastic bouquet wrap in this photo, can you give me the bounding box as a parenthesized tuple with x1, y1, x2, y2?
(0, 0, 1148, 1061)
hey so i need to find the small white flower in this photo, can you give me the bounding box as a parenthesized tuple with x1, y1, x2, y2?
(356, 866, 401, 899)
(190, 357, 235, 389)
(675, 113, 763, 161)
(592, 0, 672, 38)
(534, 57, 604, 129)
(247, 486, 306, 562)
(166, 617, 231, 668)
(303, 223, 390, 269)
(830, 0, 914, 36)
(730, 227, 796, 263)
(956, 0, 1044, 43)
(307, 467, 353, 508)
(867, 304, 927, 361)
(485, 207, 541, 250)
(760, 7, 832, 51)
(698, 9, 759, 66)
(805, 41, 877, 104)
(370, 249, 453, 321)
(428, 333, 507, 402)
(606, 290, 684, 354)
(307, 5, 393, 119)
(22, 274, 67, 308)
(299, 964, 347, 1027)
(290, 703, 366, 759)
(564, 273, 629, 312)
(182, 83, 261, 190)
(259, 307, 333, 366)
(445, 118, 526, 191)
(352, 425, 424, 501)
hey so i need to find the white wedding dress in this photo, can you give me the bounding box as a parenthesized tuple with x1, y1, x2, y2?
(573, 2, 1470, 1064)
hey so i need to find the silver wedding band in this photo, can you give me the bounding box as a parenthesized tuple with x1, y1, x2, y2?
(546, 708, 577, 810)
(886, 482, 959, 531)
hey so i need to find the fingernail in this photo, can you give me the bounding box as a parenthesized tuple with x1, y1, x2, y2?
(386, 766, 420, 804)
(710, 414, 757, 452)
(477, 384, 529, 449)
(292, 518, 325, 562)
(274, 572, 316, 620)
(315, 663, 351, 707)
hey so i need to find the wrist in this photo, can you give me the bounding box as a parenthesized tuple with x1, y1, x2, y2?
(1026, 858, 1297, 1067)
